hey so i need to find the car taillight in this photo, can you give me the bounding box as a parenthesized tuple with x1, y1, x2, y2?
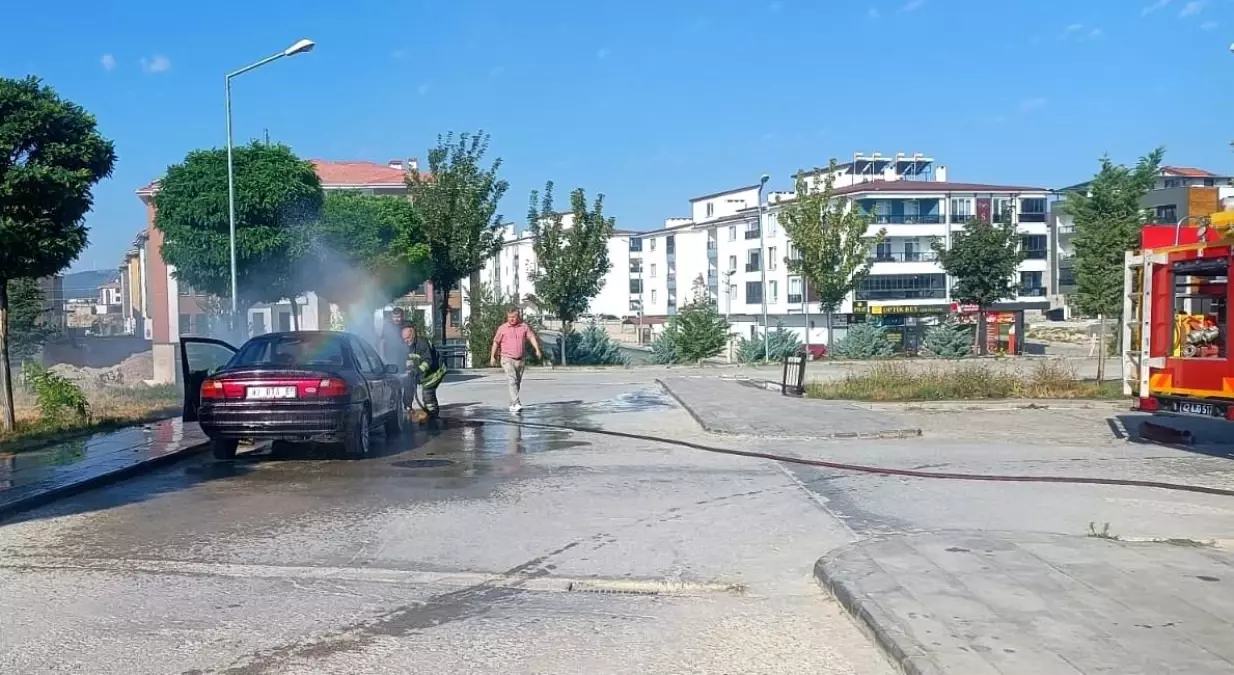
(1137, 397, 1159, 412)
(303, 377, 348, 398)
(201, 379, 226, 400)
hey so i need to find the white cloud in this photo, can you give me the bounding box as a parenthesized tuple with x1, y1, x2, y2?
(417, 83, 430, 95)
(1065, 23, 1084, 33)
(869, 7, 881, 18)
(1089, 27, 1104, 38)
(596, 47, 611, 59)
(1202, 20, 1218, 29)
(100, 54, 116, 71)
(901, 0, 924, 11)
(1179, 0, 1206, 17)
(1019, 97, 1047, 112)
(1142, 0, 1171, 16)
(139, 54, 170, 74)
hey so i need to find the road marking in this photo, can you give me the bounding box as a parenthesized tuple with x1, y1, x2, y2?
(0, 555, 745, 596)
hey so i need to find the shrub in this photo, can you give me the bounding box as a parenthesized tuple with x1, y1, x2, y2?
(833, 323, 894, 360)
(921, 321, 974, 359)
(25, 364, 91, 424)
(647, 326, 679, 364)
(672, 295, 731, 363)
(736, 322, 802, 363)
(806, 360, 1120, 401)
(552, 320, 628, 366)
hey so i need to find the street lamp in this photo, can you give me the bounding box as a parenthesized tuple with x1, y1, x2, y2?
(225, 38, 316, 325)
(757, 174, 770, 362)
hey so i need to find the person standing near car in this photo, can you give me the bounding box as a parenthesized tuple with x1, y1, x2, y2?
(489, 307, 543, 413)
(380, 308, 410, 373)
(403, 325, 446, 418)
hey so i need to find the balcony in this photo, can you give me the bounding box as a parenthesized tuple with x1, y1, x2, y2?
(744, 228, 761, 240)
(1020, 287, 1047, 297)
(745, 263, 761, 272)
(1019, 212, 1047, 223)
(949, 213, 975, 224)
(870, 214, 943, 225)
(856, 288, 947, 301)
(868, 251, 939, 263)
(1023, 249, 1047, 260)
(787, 293, 803, 304)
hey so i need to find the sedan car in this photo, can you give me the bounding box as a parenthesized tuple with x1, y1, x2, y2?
(181, 331, 405, 460)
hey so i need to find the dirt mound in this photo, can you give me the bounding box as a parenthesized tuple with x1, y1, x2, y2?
(49, 350, 154, 388)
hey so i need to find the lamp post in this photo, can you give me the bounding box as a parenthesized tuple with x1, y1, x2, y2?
(225, 38, 315, 327)
(757, 174, 770, 362)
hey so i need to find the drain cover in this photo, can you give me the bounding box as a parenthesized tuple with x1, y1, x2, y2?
(392, 459, 457, 469)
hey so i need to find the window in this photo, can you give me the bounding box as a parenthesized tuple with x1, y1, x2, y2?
(766, 213, 777, 237)
(1019, 271, 1044, 296)
(232, 333, 349, 368)
(745, 281, 764, 305)
(650, 264, 657, 278)
(1155, 205, 1178, 223)
(769, 280, 779, 303)
(1020, 198, 1046, 214)
(950, 198, 972, 223)
(277, 311, 292, 332)
(666, 235, 676, 254)
(178, 313, 191, 336)
(629, 279, 643, 294)
(1205, 178, 1216, 187)
(728, 255, 737, 271)
(993, 198, 1013, 221)
(788, 277, 803, 303)
(651, 290, 657, 303)
(875, 242, 892, 261)
(629, 238, 643, 252)
(1164, 179, 1181, 189)
(856, 274, 946, 301)
(650, 238, 657, 251)
(250, 311, 267, 335)
(350, 337, 384, 374)
(729, 226, 737, 241)
(768, 246, 778, 271)
(729, 284, 738, 302)
(706, 202, 715, 217)
(788, 244, 802, 262)
(630, 260, 643, 273)
(449, 308, 461, 327)
(746, 250, 761, 272)
(1021, 234, 1047, 259)
(629, 299, 642, 312)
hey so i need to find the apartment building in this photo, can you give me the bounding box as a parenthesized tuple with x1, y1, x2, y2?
(136, 157, 464, 384)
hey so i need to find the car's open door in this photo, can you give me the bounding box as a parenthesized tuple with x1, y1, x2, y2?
(180, 337, 237, 422)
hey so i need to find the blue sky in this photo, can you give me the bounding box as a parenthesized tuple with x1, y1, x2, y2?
(4, 0, 1234, 272)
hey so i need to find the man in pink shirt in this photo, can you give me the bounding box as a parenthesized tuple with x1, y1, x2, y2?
(489, 308, 543, 412)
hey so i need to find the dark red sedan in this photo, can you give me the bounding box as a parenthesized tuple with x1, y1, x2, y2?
(181, 331, 405, 460)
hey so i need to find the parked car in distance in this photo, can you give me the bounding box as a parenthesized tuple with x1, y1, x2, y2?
(181, 331, 405, 460)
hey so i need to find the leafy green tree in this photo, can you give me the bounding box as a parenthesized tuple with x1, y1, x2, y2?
(308, 190, 429, 323)
(0, 76, 116, 431)
(779, 159, 886, 351)
(932, 214, 1024, 354)
(8, 279, 56, 363)
(1063, 148, 1164, 382)
(405, 132, 509, 342)
(527, 181, 616, 364)
(921, 321, 974, 359)
(737, 321, 801, 363)
(670, 291, 731, 364)
(154, 142, 323, 328)
(833, 323, 894, 359)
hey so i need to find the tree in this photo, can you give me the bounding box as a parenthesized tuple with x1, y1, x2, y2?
(921, 320, 974, 359)
(527, 182, 616, 364)
(406, 132, 509, 342)
(553, 320, 628, 366)
(8, 279, 56, 363)
(647, 326, 679, 364)
(736, 321, 801, 363)
(154, 142, 323, 329)
(833, 323, 894, 359)
(309, 190, 430, 324)
(0, 76, 116, 431)
(779, 159, 886, 352)
(1063, 148, 1164, 382)
(669, 290, 731, 364)
(933, 214, 1024, 355)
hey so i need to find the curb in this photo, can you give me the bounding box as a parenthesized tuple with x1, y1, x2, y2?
(656, 379, 922, 441)
(813, 554, 943, 675)
(0, 440, 211, 522)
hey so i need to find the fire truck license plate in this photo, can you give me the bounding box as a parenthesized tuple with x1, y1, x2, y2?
(1166, 399, 1219, 417)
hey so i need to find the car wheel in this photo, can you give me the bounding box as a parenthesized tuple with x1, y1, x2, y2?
(385, 396, 407, 438)
(211, 439, 239, 460)
(344, 408, 372, 458)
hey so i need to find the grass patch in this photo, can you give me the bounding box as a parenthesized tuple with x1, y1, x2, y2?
(806, 361, 1124, 402)
(1, 384, 182, 453)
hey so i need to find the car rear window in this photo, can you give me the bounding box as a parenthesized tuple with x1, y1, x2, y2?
(230, 334, 349, 369)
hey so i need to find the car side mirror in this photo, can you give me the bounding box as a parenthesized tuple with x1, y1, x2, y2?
(384, 364, 400, 374)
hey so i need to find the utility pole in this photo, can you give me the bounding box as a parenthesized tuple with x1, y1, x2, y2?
(757, 174, 770, 362)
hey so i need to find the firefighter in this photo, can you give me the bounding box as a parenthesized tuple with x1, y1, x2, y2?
(402, 325, 447, 418)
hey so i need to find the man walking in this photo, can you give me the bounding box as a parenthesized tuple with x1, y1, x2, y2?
(489, 308, 543, 413)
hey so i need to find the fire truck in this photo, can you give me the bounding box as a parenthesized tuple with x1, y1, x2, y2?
(1124, 211, 1234, 419)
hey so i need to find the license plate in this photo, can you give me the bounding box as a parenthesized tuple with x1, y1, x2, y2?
(1163, 398, 1222, 418)
(246, 386, 297, 400)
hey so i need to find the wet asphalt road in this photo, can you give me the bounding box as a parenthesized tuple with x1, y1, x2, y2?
(0, 372, 891, 675)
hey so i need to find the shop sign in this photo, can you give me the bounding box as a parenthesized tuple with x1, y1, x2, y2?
(869, 304, 949, 316)
(950, 302, 979, 313)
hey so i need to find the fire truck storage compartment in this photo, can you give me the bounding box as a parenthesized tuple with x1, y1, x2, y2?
(1146, 246, 1234, 404)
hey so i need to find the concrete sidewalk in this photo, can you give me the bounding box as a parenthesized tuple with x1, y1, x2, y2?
(0, 418, 207, 519)
(658, 376, 921, 440)
(817, 530, 1234, 675)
